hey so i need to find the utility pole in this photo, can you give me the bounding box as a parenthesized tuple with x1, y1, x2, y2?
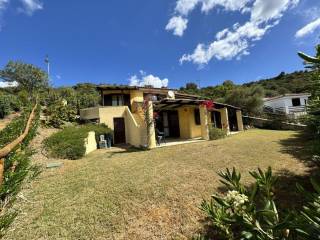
(45, 55, 51, 85)
(45, 55, 50, 76)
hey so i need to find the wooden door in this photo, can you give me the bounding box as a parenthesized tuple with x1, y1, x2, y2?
(113, 118, 126, 144)
(168, 111, 180, 137)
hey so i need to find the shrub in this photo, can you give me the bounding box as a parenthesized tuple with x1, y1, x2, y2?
(0, 96, 10, 119)
(44, 124, 112, 160)
(0, 103, 41, 237)
(0, 106, 33, 148)
(209, 127, 227, 140)
(198, 167, 320, 240)
(0, 94, 22, 119)
(44, 100, 77, 128)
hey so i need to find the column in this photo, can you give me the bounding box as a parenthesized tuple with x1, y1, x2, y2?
(200, 105, 210, 140)
(220, 107, 230, 134)
(147, 101, 157, 149)
(236, 110, 244, 131)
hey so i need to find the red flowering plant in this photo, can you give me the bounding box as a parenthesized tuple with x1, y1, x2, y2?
(201, 100, 215, 110)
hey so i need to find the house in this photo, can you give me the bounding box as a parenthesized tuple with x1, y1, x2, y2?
(263, 93, 311, 118)
(80, 85, 244, 148)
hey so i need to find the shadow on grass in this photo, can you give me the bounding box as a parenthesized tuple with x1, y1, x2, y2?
(278, 130, 316, 167)
(106, 145, 148, 158)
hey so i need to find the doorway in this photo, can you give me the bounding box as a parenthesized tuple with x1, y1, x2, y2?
(167, 110, 180, 138)
(113, 118, 126, 144)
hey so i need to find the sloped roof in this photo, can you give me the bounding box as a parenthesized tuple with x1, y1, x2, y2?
(264, 93, 311, 102)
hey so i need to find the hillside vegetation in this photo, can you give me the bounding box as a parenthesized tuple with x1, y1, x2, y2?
(180, 70, 314, 114)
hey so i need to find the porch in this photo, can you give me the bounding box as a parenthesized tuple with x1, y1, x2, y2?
(153, 99, 244, 145)
(155, 137, 205, 148)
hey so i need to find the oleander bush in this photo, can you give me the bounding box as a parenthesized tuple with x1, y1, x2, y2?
(197, 167, 320, 240)
(209, 127, 227, 140)
(43, 124, 112, 160)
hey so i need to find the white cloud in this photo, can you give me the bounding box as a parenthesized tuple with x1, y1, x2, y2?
(178, 0, 299, 65)
(175, 0, 199, 15)
(0, 81, 18, 88)
(251, 0, 298, 22)
(295, 18, 320, 38)
(174, 0, 251, 16)
(180, 21, 270, 65)
(165, 16, 188, 37)
(129, 71, 169, 88)
(167, 0, 251, 36)
(19, 0, 43, 16)
(0, 0, 9, 10)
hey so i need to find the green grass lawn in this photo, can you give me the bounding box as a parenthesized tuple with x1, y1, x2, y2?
(5, 130, 311, 240)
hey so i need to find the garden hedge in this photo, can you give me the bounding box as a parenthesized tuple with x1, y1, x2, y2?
(44, 124, 112, 160)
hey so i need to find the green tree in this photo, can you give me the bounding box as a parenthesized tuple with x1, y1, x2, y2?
(0, 61, 48, 99)
(224, 86, 264, 115)
(74, 83, 100, 111)
(185, 82, 198, 90)
(298, 45, 320, 139)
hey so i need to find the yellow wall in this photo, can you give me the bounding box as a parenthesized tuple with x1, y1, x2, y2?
(97, 106, 144, 148)
(85, 131, 97, 155)
(130, 90, 144, 105)
(177, 106, 202, 139)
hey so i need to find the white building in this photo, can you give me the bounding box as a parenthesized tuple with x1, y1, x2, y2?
(263, 93, 311, 118)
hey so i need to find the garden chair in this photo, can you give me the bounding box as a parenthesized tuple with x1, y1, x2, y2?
(99, 135, 107, 149)
(156, 129, 166, 146)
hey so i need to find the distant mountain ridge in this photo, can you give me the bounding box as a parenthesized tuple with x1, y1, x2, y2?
(242, 70, 313, 97)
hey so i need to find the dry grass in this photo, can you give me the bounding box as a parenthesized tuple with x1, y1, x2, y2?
(4, 130, 311, 240)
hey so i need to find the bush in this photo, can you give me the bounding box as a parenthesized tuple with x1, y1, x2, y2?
(0, 103, 41, 237)
(44, 124, 112, 160)
(0, 96, 10, 119)
(198, 167, 320, 240)
(44, 100, 77, 128)
(209, 127, 227, 140)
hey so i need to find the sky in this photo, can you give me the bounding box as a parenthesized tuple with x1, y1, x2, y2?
(0, 0, 320, 89)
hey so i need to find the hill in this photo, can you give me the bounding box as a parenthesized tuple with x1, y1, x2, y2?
(243, 70, 313, 97)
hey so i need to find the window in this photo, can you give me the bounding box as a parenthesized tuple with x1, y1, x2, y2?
(111, 95, 124, 106)
(292, 98, 301, 106)
(104, 94, 129, 106)
(194, 109, 201, 125)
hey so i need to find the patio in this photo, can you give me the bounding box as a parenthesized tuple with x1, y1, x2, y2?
(156, 137, 205, 148)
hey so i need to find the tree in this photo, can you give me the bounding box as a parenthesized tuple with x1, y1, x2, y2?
(224, 86, 264, 115)
(222, 80, 235, 88)
(185, 82, 198, 90)
(74, 83, 100, 112)
(0, 61, 48, 99)
(298, 45, 320, 140)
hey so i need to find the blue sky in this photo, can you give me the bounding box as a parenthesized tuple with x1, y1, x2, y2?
(0, 0, 319, 88)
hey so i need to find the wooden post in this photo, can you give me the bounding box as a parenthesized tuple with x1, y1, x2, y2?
(0, 159, 4, 186)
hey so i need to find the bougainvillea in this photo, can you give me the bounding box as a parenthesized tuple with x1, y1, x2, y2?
(201, 100, 215, 110)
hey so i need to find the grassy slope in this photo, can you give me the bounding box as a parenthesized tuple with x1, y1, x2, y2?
(5, 130, 310, 240)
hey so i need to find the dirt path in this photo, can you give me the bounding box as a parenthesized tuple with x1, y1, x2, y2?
(29, 127, 61, 165)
